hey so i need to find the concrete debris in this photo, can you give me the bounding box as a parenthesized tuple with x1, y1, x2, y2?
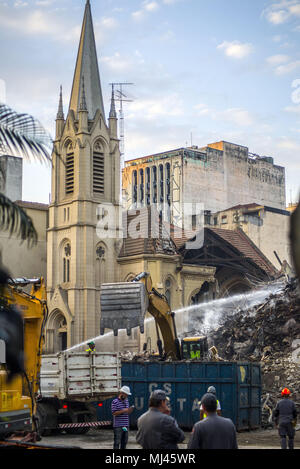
(120, 278, 300, 428)
(120, 350, 176, 362)
(207, 278, 300, 427)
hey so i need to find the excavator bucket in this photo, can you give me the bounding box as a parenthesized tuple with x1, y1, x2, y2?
(100, 282, 149, 336)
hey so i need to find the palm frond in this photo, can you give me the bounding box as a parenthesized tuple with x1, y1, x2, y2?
(0, 193, 37, 247)
(0, 103, 52, 163)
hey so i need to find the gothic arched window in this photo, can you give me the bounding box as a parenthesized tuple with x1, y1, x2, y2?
(95, 243, 106, 287)
(93, 140, 105, 195)
(65, 141, 74, 195)
(63, 242, 71, 283)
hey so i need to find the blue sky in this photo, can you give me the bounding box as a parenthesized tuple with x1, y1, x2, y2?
(0, 0, 300, 204)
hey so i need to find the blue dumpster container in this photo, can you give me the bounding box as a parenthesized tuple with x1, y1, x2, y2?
(98, 361, 261, 431)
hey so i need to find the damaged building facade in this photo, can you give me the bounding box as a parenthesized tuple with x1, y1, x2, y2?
(207, 203, 291, 270)
(122, 141, 286, 228)
(122, 141, 290, 292)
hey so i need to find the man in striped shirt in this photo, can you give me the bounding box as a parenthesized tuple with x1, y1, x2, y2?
(111, 386, 134, 449)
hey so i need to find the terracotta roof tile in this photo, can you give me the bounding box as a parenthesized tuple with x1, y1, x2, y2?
(207, 227, 277, 276)
(174, 225, 277, 276)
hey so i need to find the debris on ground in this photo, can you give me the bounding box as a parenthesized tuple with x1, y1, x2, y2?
(120, 278, 300, 428)
(207, 278, 300, 426)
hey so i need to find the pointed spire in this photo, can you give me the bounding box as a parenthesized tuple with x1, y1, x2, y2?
(79, 76, 88, 112)
(68, 0, 105, 120)
(56, 85, 64, 120)
(109, 86, 117, 119)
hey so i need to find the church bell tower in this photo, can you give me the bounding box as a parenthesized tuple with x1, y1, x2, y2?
(46, 0, 122, 352)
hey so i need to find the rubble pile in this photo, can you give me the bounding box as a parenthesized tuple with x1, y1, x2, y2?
(120, 278, 300, 426)
(208, 278, 300, 415)
(120, 350, 173, 362)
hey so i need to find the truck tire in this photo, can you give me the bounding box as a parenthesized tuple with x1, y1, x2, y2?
(36, 402, 58, 437)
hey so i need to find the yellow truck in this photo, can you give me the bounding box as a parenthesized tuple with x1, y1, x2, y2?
(0, 274, 122, 446)
(0, 277, 48, 445)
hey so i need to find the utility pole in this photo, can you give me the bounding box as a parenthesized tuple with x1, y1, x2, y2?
(109, 82, 134, 169)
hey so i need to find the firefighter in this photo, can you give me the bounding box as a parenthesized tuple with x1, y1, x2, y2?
(85, 341, 96, 353)
(273, 388, 297, 449)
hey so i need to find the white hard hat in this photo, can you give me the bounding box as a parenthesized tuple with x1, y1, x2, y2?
(119, 386, 132, 396)
(207, 386, 216, 395)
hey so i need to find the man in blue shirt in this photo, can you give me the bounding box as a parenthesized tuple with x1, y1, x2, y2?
(111, 386, 134, 449)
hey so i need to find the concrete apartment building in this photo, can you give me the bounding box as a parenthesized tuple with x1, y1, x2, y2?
(122, 141, 286, 228)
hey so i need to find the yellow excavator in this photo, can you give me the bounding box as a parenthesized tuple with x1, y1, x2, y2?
(0, 275, 48, 448)
(100, 272, 208, 360)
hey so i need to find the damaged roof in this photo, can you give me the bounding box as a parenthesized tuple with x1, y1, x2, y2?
(118, 206, 277, 279)
(178, 226, 278, 278)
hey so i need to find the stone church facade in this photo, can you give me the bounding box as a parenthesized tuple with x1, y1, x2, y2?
(46, 1, 122, 352)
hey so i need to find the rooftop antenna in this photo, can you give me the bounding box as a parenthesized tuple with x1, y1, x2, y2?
(110, 82, 134, 169)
